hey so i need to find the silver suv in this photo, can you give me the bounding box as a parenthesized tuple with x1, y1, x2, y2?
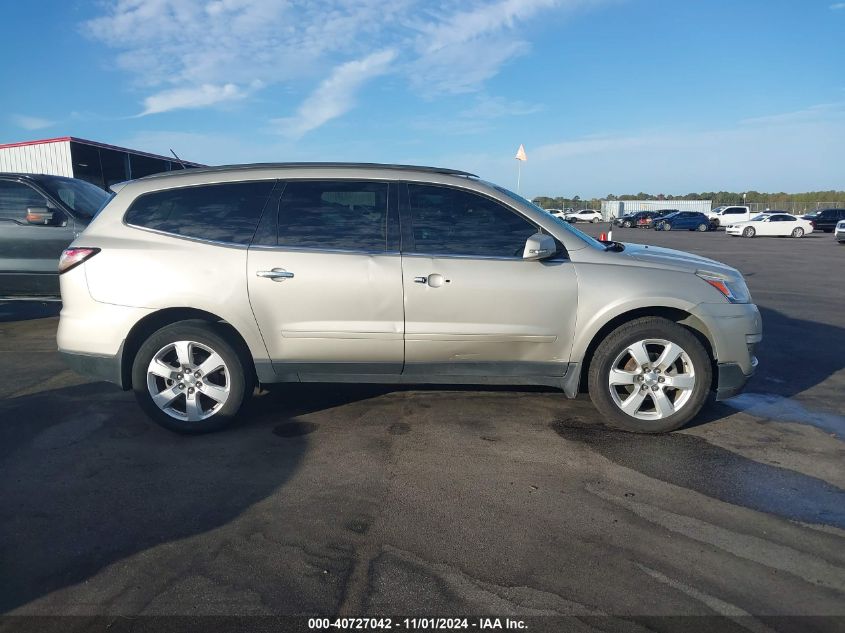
(57, 163, 761, 434)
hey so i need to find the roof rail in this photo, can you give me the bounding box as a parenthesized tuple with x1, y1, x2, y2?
(134, 162, 478, 181)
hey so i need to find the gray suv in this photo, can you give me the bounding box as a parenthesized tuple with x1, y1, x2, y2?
(0, 173, 109, 297)
(57, 163, 761, 434)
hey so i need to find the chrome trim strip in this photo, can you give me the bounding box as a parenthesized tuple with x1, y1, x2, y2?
(249, 244, 400, 256)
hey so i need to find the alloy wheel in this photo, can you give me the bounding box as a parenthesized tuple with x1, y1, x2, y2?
(607, 338, 696, 421)
(146, 340, 230, 422)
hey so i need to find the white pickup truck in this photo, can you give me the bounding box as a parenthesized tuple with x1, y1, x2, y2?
(707, 205, 754, 228)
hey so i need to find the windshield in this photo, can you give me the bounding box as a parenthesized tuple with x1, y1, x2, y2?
(489, 182, 606, 250)
(38, 176, 111, 221)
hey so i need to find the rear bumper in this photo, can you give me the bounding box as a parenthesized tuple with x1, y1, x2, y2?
(59, 347, 125, 388)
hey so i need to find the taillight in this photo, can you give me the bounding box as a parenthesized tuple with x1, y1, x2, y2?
(59, 248, 100, 274)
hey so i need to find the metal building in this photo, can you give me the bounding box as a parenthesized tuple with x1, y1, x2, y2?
(0, 137, 203, 190)
(601, 199, 712, 220)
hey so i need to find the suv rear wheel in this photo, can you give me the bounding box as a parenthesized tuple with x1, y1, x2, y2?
(587, 317, 712, 433)
(131, 321, 253, 433)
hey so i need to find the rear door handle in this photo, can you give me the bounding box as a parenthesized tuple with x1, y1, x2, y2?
(256, 268, 294, 281)
(414, 273, 447, 287)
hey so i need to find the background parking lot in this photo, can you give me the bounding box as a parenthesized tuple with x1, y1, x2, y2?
(1, 226, 843, 621)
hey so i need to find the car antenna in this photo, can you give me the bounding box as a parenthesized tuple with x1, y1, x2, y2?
(169, 149, 187, 169)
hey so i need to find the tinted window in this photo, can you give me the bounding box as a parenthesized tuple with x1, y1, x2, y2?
(276, 181, 391, 251)
(724, 208, 744, 215)
(125, 181, 274, 244)
(0, 181, 48, 222)
(38, 176, 109, 221)
(408, 184, 537, 257)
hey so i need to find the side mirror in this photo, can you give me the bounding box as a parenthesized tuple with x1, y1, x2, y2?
(523, 232, 557, 261)
(26, 207, 58, 226)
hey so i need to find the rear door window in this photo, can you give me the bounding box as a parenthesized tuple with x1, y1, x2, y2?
(125, 181, 275, 244)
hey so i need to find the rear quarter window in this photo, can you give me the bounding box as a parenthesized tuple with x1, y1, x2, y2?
(125, 181, 275, 244)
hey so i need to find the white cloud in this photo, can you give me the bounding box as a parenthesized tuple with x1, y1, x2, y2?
(412, 94, 544, 136)
(740, 102, 845, 125)
(830, 3, 845, 9)
(272, 50, 397, 139)
(460, 94, 544, 119)
(82, 0, 594, 132)
(140, 83, 246, 116)
(10, 115, 56, 131)
(407, 0, 599, 95)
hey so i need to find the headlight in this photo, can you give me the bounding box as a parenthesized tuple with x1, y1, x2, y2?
(696, 270, 751, 303)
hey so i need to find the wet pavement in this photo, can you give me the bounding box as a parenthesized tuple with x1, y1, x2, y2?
(0, 226, 843, 625)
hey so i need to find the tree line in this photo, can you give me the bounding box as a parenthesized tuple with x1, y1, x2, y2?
(532, 190, 845, 210)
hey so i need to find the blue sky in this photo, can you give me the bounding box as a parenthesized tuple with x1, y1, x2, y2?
(0, 0, 843, 198)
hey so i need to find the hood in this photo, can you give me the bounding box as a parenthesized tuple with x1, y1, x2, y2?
(617, 243, 740, 277)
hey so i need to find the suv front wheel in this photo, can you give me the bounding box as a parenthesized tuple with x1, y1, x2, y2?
(587, 317, 712, 433)
(131, 321, 254, 433)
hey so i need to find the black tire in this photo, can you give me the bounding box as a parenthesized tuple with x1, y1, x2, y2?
(743, 226, 755, 238)
(591, 217, 599, 223)
(697, 223, 708, 232)
(623, 220, 632, 228)
(131, 320, 254, 434)
(587, 317, 713, 433)
(710, 218, 720, 228)
(661, 222, 671, 231)
(791, 227, 804, 238)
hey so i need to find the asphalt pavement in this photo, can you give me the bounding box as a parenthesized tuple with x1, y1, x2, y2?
(0, 225, 843, 628)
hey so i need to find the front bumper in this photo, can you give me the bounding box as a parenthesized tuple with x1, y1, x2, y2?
(691, 302, 762, 398)
(715, 358, 757, 401)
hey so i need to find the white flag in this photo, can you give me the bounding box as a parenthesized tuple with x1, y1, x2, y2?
(514, 144, 527, 161)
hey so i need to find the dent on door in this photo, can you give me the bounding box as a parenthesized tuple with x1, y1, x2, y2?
(402, 256, 578, 375)
(247, 250, 405, 378)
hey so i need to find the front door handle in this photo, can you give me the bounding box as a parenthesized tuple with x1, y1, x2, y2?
(413, 276, 427, 284)
(256, 268, 294, 281)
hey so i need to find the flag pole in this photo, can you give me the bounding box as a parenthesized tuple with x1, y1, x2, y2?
(514, 144, 527, 195)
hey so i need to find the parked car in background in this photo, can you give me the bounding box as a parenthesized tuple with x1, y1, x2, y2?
(565, 209, 602, 223)
(546, 208, 565, 218)
(0, 173, 110, 298)
(637, 210, 675, 228)
(707, 205, 752, 228)
(802, 208, 845, 233)
(57, 162, 760, 435)
(835, 219, 845, 243)
(725, 213, 813, 238)
(614, 210, 673, 228)
(653, 211, 712, 232)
